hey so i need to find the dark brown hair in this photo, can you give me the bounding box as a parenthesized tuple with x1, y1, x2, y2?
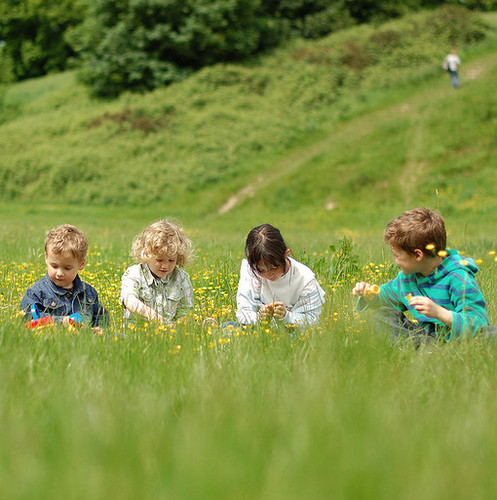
(245, 224, 288, 272)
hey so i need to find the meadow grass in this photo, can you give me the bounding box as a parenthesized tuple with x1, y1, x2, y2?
(1, 7, 497, 498)
(2, 212, 497, 499)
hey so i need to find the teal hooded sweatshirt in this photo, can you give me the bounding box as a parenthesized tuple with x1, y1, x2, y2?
(358, 249, 489, 340)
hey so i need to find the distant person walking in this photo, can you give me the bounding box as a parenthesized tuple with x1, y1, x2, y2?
(443, 49, 461, 89)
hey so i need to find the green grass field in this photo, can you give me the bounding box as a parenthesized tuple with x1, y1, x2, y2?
(2, 7, 497, 500)
(2, 210, 497, 499)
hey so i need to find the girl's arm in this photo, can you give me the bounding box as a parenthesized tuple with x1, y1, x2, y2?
(236, 261, 262, 325)
(281, 280, 325, 326)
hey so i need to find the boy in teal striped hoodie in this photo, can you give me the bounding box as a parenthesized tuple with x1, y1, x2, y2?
(353, 207, 489, 342)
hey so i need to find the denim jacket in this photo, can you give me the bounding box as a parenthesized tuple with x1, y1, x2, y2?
(20, 273, 108, 327)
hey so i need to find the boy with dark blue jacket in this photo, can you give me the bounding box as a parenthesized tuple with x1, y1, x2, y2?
(20, 224, 108, 333)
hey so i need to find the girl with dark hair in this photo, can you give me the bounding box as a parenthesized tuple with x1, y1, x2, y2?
(236, 224, 325, 326)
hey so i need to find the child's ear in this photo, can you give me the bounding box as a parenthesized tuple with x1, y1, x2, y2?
(79, 258, 86, 271)
(413, 249, 424, 261)
(284, 248, 291, 258)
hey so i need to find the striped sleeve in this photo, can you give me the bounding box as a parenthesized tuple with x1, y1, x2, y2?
(377, 275, 407, 312)
(446, 272, 489, 339)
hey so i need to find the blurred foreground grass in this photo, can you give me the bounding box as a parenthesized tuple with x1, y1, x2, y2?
(2, 215, 497, 499)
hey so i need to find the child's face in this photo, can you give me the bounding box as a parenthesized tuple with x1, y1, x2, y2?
(146, 254, 177, 279)
(255, 260, 287, 282)
(390, 245, 422, 276)
(45, 249, 85, 289)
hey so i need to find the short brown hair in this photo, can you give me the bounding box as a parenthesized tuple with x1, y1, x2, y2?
(45, 224, 88, 261)
(384, 207, 446, 256)
(131, 219, 193, 268)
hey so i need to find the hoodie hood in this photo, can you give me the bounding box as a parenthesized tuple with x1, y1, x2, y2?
(428, 248, 478, 283)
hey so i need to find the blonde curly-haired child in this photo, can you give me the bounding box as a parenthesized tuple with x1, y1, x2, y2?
(120, 219, 194, 326)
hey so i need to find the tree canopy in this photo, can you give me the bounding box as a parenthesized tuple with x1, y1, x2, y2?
(1, 0, 496, 96)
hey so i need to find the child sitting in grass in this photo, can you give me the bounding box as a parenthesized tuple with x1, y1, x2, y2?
(120, 219, 194, 326)
(352, 207, 489, 342)
(236, 223, 325, 327)
(20, 224, 108, 333)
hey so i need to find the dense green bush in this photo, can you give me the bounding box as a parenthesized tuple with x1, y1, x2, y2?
(67, 0, 283, 97)
(68, 0, 491, 97)
(0, 0, 85, 80)
(2, 0, 495, 94)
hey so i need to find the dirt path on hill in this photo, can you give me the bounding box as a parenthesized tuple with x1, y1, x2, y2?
(218, 51, 496, 215)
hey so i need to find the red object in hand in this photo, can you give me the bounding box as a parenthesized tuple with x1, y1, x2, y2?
(25, 316, 55, 328)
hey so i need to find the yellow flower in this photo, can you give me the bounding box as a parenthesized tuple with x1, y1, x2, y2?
(489, 251, 496, 256)
(405, 293, 412, 300)
(438, 250, 448, 257)
(425, 244, 435, 251)
(460, 259, 468, 266)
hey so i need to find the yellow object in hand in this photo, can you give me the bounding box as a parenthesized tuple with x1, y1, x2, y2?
(405, 293, 412, 300)
(366, 284, 381, 296)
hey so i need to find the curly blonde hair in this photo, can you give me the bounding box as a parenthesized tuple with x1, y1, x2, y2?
(131, 219, 193, 268)
(45, 224, 88, 262)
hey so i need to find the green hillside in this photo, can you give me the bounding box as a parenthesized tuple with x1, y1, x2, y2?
(3, 10, 497, 499)
(1, 7, 496, 238)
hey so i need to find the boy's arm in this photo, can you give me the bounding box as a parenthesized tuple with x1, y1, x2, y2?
(20, 288, 41, 321)
(354, 277, 406, 313)
(409, 274, 488, 338)
(445, 275, 489, 339)
(407, 296, 453, 327)
(91, 293, 109, 327)
(20, 288, 66, 323)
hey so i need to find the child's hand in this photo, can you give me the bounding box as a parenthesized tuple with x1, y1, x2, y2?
(407, 296, 438, 317)
(272, 302, 287, 321)
(352, 282, 378, 300)
(407, 296, 452, 326)
(259, 304, 274, 323)
(148, 310, 164, 324)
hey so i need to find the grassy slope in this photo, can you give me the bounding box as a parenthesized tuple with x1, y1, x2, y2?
(1, 9, 496, 240)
